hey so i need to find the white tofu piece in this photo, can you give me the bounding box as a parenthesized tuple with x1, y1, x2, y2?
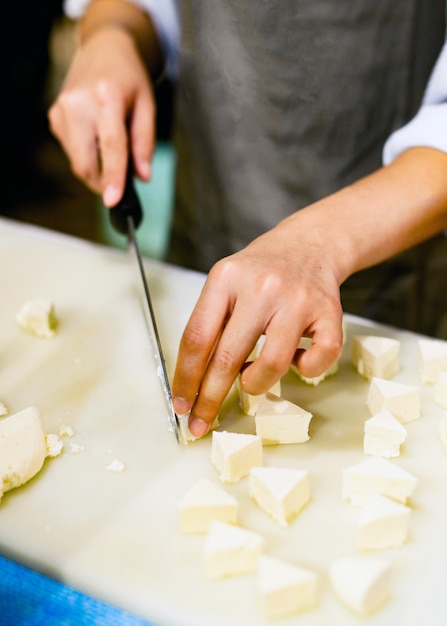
(367, 377, 420, 423)
(255, 392, 312, 445)
(0, 402, 8, 417)
(211, 431, 263, 483)
(342, 456, 418, 506)
(363, 410, 407, 458)
(329, 556, 391, 616)
(418, 338, 447, 384)
(434, 371, 447, 409)
(0, 407, 48, 502)
(249, 466, 310, 526)
(258, 556, 318, 619)
(203, 521, 264, 579)
(45, 433, 64, 457)
(357, 493, 410, 550)
(178, 478, 238, 534)
(237, 375, 282, 416)
(105, 459, 125, 472)
(16, 298, 57, 338)
(439, 415, 447, 453)
(351, 335, 400, 380)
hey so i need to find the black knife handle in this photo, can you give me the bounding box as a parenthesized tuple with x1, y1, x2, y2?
(109, 162, 143, 235)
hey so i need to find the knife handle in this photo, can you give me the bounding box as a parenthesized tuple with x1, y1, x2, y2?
(109, 162, 143, 235)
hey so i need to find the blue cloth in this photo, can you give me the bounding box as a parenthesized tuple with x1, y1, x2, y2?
(0, 556, 155, 626)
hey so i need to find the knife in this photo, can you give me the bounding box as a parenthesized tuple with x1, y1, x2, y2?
(109, 164, 180, 443)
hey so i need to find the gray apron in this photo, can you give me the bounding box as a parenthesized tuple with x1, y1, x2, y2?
(168, 0, 446, 332)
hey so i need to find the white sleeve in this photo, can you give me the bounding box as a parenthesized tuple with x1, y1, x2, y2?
(63, 0, 180, 78)
(383, 40, 447, 164)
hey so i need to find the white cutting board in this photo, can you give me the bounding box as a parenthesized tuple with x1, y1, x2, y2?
(0, 217, 446, 626)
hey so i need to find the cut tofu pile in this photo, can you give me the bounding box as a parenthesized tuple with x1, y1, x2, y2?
(177, 330, 447, 620)
(0, 407, 62, 503)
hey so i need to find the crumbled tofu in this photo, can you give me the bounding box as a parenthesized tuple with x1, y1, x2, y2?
(69, 443, 84, 454)
(16, 298, 57, 338)
(330, 556, 391, 616)
(417, 338, 447, 384)
(203, 521, 264, 579)
(351, 335, 400, 380)
(58, 424, 75, 438)
(342, 456, 418, 506)
(0, 407, 48, 502)
(211, 431, 263, 483)
(178, 478, 238, 534)
(434, 371, 447, 409)
(249, 466, 310, 526)
(363, 410, 407, 458)
(237, 375, 281, 416)
(357, 493, 410, 550)
(255, 393, 312, 445)
(105, 459, 125, 472)
(367, 377, 420, 424)
(45, 433, 64, 457)
(258, 556, 319, 619)
(0, 402, 8, 417)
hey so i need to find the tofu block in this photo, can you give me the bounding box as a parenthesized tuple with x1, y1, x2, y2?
(203, 521, 264, 579)
(363, 410, 407, 458)
(16, 298, 57, 338)
(351, 335, 400, 380)
(178, 478, 238, 533)
(0, 407, 48, 502)
(237, 375, 282, 416)
(357, 493, 410, 550)
(330, 556, 391, 616)
(434, 371, 447, 409)
(418, 338, 447, 384)
(249, 466, 309, 526)
(258, 556, 318, 619)
(367, 377, 420, 423)
(342, 456, 418, 506)
(255, 393, 312, 445)
(211, 431, 263, 483)
(439, 415, 447, 453)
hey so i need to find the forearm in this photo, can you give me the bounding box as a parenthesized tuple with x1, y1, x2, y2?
(277, 146, 447, 285)
(78, 0, 164, 80)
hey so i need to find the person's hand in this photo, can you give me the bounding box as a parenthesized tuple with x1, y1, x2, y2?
(48, 26, 156, 206)
(172, 212, 345, 438)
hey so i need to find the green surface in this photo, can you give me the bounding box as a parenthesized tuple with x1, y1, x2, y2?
(99, 141, 175, 259)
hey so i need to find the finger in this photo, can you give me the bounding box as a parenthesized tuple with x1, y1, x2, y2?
(172, 277, 233, 416)
(95, 82, 129, 207)
(294, 315, 344, 378)
(49, 98, 102, 194)
(185, 306, 266, 437)
(240, 311, 304, 395)
(129, 88, 156, 182)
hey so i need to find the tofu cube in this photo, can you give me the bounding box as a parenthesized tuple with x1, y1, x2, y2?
(351, 335, 400, 380)
(258, 556, 318, 618)
(178, 478, 238, 533)
(211, 431, 263, 483)
(255, 393, 312, 445)
(357, 492, 410, 550)
(367, 377, 420, 423)
(249, 466, 310, 526)
(203, 521, 264, 579)
(363, 410, 407, 458)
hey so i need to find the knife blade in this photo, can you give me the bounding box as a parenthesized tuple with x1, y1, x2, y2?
(109, 164, 180, 443)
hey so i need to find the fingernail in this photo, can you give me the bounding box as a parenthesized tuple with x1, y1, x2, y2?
(139, 161, 151, 181)
(103, 184, 121, 207)
(173, 397, 192, 415)
(189, 418, 209, 438)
